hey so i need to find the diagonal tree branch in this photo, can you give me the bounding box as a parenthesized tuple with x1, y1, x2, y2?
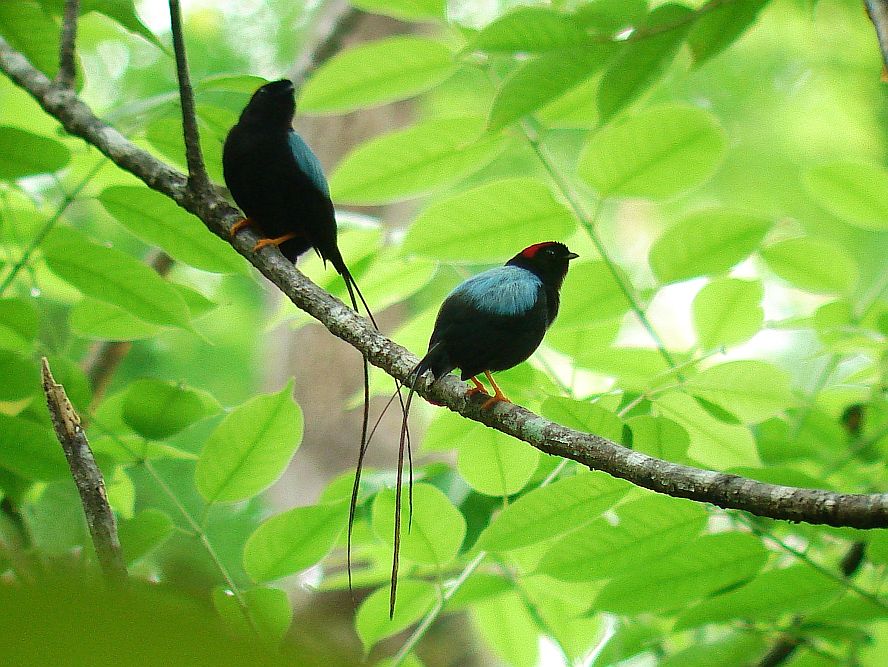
(41, 357, 127, 583)
(866, 0, 888, 75)
(4, 37, 888, 530)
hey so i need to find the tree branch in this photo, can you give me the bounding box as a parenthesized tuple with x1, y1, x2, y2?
(56, 0, 79, 87)
(866, 0, 888, 75)
(167, 0, 210, 193)
(4, 38, 888, 530)
(290, 0, 361, 88)
(41, 357, 127, 583)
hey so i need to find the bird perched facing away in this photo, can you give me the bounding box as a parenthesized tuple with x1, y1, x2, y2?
(386, 241, 578, 615)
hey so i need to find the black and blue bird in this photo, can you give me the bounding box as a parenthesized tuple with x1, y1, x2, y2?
(387, 241, 578, 615)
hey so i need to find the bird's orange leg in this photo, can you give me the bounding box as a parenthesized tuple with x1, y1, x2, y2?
(254, 232, 297, 252)
(465, 376, 489, 398)
(230, 217, 253, 237)
(481, 370, 511, 410)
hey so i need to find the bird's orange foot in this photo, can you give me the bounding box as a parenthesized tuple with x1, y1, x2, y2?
(480, 370, 510, 410)
(465, 376, 490, 399)
(230, 217, 252, 237)
(254, 232, 297, 252)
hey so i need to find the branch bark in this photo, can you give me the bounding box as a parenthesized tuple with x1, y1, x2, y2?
(866, 0, 888, 75)
(4, 37, 888, 529)
(167, 0, 210, 193)
(56, 0, 79, 88)
(41, 357, 127, 583)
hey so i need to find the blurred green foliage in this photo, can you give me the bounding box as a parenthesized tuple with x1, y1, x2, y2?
(1, 0, 888, 665)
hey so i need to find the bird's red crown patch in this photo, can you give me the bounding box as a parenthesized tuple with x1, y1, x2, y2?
(521, 241, 559, 258)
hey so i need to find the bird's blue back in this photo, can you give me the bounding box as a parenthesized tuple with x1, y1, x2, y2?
(287, 130, 330, 196)
(448, 265, 542, 317)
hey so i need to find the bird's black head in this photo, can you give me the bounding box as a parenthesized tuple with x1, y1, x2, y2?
(507, 241, 579, 289)
(238, 79, 296, 130)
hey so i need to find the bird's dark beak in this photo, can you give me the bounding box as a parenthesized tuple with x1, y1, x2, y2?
(566, 252, 579, 260)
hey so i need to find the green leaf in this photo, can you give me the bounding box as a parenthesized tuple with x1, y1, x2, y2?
(212, 586, 293, 645)
(471, 7, 592, 52)
(457, 426, 539, 496)
(574, 0, 647, 33)
(653, 392, 761, 468)
(98, 186, 245, 274)
(348, 0, 444, 21)
(329, 118, 506, 204)
(675, 565, 842, 630)
(89, 435, 197, 466)
(122, 378, 220, 440)
(760, 237, 858, 294)
(403, 178, 576, 262)
(0, 414, 68, 481)
(0, 351, 39, 401)
(471, 592, 539, 667)
(489, 47, 611, 131)
(0, 126, 70, 179)
(540, 397, 623, 441)
(554, 260, 633, 326)
(479, 472, 631, 552)
(649, 210, 772, 283)
(243, 502, 345, 582)
(579, 105, 726, 200)
(803, 161, 888, 231)
(594, 533, 769, 614)
(42, 227, 192, 329)
(688, 0, 769, 65)
(355, 580, 436, 652)
(539, 495, 708, 581)
(69, 298, 162, 341)
(685, 360, 793, 424)
(627, 415, 690, 461)
(118, 509, 174, 565)
(692, 278, 764, 350)
(0, 2, 60, 78)
(81, 0, 163, 49)
(662, 634, 767, 667)
(143, 105, 234, 184)
(597, 4, 694, 121)
(195, 381, 303, 503)
(371, 483, 466, 565)
(0, 298, 39, 351)
(299, 37, 456, 113)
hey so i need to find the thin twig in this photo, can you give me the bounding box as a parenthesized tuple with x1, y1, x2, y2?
(4, 37, 888, 528)
(56, 0, 79, 87)
(865, 0, 888, 75)
(41, 357, 127, 583)
(290, 0, 361, 88)
(168, 0, 210, 193)
(0, 158, 105, 297)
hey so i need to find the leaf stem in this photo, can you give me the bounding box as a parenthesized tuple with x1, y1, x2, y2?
(520, 119, 682, 378)
(0, 157, 105, 297)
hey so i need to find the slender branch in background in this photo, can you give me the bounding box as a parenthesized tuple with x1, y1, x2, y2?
(56, 0, 80, 88)
(0, 158, 105, 297)
(521, 118, 681, 376)
(865, 0, 888, 75)
(41, 357, 127, 583)
(4, 38, 888, 531)
(84, 251, 174, 410)
(167, 0, 210, 193)
(290, 0, 360, 88)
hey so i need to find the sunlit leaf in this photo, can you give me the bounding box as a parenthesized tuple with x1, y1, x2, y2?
(212, 586, 293, 645)
(329, 118, 506, 204)
(356, 580, 436, 652)
(0, 350, 39, 401)
(649, 210, 772, 283)
(403, 178, 576, 262)
(299, 37, 456, 113)
(0, 298, 39, 351)
(685, 360, 793, 424)
(471, 592, 539, 667)
(243, 502, 345, 582)
(0, 126, 70, 179)
(472, 7, 591, 52)
(196, 381, 303, 503)
(579, 105, 726, 200)
(627, 415, 690, 461)
(457, 426, 539, 496)
(803, 161, 888, 231)
(688, 0, 769, 65)
(0, 414, 68, 481)
(692, 278, 764, 350)
(69, 298, 162, 340)
(122, 378, 221, 440)
(118, 509, 174, 565)
(760, 237, 858, 294)
(348, 0, 444, 21)
(371, 483, 466, 565)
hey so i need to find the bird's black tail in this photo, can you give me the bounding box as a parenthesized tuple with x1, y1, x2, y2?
(336, 260, 412, 605)
(387, 343, 444, 618)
